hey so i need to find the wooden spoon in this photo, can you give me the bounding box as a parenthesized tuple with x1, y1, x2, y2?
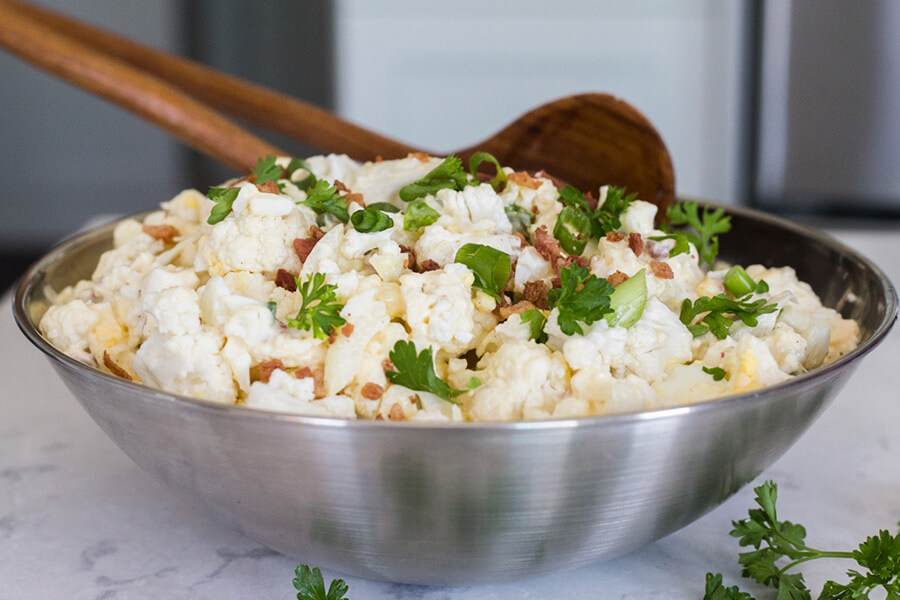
(0, 0, 674, 210)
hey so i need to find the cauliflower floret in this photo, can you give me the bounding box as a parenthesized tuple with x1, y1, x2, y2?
(570, 368, 658, 415)
(39, 300, 99, 363)
(617, 198, 658, 236)
(323, 288, 391, 395)
(399, 263, 480, 355)
(468, 340, 569, 421)
(618, 298, 693, 383)
(351, 155, 443, 208)
(436, 184, 512, 234)
(244, 369, 356, 417)
(132, 328, 236, 404)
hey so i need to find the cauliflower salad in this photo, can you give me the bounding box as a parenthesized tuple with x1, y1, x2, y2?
(39, 153, 860, 421)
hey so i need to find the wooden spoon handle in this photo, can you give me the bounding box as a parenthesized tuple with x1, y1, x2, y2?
(0, 0, 417, 162)
(0, 2, 281, 173)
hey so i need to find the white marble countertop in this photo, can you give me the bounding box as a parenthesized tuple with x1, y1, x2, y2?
(2, 228, 898, 600)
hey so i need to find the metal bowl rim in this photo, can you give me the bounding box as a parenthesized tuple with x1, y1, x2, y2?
(13, 202, 898, 432)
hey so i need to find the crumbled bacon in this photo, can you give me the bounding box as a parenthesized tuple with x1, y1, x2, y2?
(142, 224, 179, 244)
(275, 268, 297, 292)
(382, 359, 396, 372)
(508, 171, 542, 190)
(333, 179, 349, 193)
(295, 366, 325, 398)
(361, 382, 384, 400)
(419, 259, 440, 272)
(409, 152, 430, 163)
(103, 351, 132, 381)
(628, 232, 644, 257)
(258, 358, 285, 383)
(388, 402, 405, 420)
(605, 231, 625, 242)
(341, 323, 355, 337)
(523, 280, 551, 309)
(309, 225, 325, 240)
(256, 180, 280, 194)
(496, 300, 537, 320)
(345, 192, 365, 208)
(607, 270, 630, 287)
(564, 255, 590, 269)
(293, 237, 319, 263)
(533, 226, 568, 272)
(650, 260, 674, 279)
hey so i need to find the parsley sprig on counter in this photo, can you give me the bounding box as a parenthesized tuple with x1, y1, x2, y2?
(286, 273, 346, 340)
(293, 564, 349, 600)
(384, 340, 465, 404)
(704, 480, 900, 600)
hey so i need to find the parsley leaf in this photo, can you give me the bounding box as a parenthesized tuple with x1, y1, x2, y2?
(547, 264, 616, 336)
(252, 154, 283, 185)
(663, 201, 731, 267)
(384, 340, 464, 404)
(703, 572, 756, 600)
(521, 309, 549, 343)
(350, 204, 394, 233)
(286, 273, 346, 340)
(703, 366, 727, 381)
(293, 564, 349, 600)
(399, 154, 471, 202)
(301, 179, 349, 223)
(454, 243, 511, 301)
(206, 186, 240, 224)
(595, 186, 637, 234)
(680, 294, 778, 340)
(403, 199, 440, 231)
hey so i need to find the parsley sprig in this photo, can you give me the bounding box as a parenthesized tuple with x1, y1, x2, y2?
(253, 154, 283, 185)
(705, 480, 900, 600)
(384, 340, 465, 404)
(656, 201, 732, 267)
(399, 154, 471, 202)
(547, 264, 616, 336)
(301, 179, 349, 224)
(680, 293, 778, 339)
(286, 273, 346, 340)
(553, 185, 636, 255)
(293, 564, 349, 600)
(206, 186, 240, 225)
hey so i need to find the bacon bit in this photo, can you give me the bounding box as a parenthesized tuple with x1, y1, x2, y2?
(295, 366, 325, 398)
(382, 358, 396, 372)
(360, 382, 384, 400)
(534, 170, 565, 190)
(308, 225, 325, 240)
(375, 413, 385, 420)
(513, 232, 528, 246)
(508, 171, 542, 190)
(345, 192, 365, 208)
(142, 224, 179, 244)
(605, 231, 625, 242)
(258, 358, 285, 383)
(388, 403, 405, 420)
(103, 351, 132, 381)
(628, 232, 644, 257)
(523, 280, 551, 309)
(497, 300, 537, 320)
(399, 245, 415, 270)
(650, 260, 674, 279)
(256, 180, 280, 194)
(533, 226, 568, 272)
(607, 270, 630, 287)
(646, 239, 671, 259)
(275, 268, 297, 292)
(419, 259, 440, 272)
(408, 152, 430, 163)
(550, 276, 562, 289)
(341, 323, 355, 337)
(564, 255, 590, 269)
(333, 179, 349, 193)
(293, 237, 319, 263)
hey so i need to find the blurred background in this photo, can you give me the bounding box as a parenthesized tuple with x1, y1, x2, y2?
(1, 0, 898, 292)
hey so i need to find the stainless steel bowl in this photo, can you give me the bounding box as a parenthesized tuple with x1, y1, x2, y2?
(14, 204, 897, 585)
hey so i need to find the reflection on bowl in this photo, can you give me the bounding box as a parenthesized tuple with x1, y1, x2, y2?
(13, 203, 896, 585)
